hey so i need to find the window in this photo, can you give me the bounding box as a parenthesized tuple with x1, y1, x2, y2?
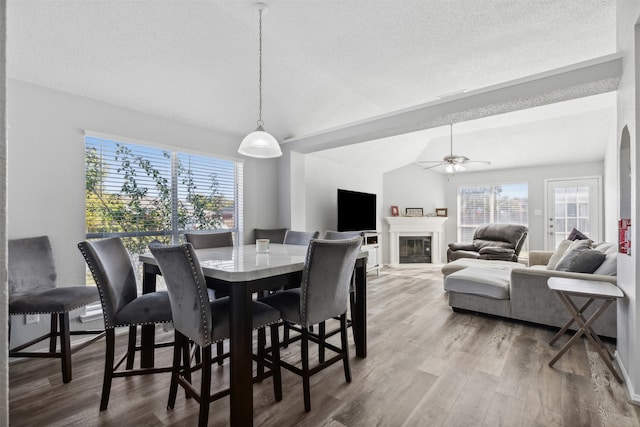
(85, 134, 243, 288)
(457, 183, 528, 250)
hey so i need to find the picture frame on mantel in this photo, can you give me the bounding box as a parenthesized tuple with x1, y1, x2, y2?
(435, 208, 448, 217)
(405, 208, 423, 217)
(391, 205, 399, 217)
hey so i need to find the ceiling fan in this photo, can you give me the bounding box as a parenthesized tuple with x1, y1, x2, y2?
(417, 124, 491, 173)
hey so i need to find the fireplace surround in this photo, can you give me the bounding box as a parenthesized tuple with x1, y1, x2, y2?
(385, 216, 447, 265)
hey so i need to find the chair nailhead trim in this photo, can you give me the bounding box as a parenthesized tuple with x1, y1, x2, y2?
(184, 246, 211, 346)
(78, 243, 113, 328)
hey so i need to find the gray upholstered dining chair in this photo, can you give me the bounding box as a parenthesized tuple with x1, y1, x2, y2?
(254, 228, 288, 244)
(319, 230, 363, 362)
(8, 235, 104, 383)
(149, 243, 282, 427)
(323, 230, 363, 240)
(184, 230, 234, 363)
(259, 236, 361, 412)
(184, 231, 234, 249)
(283, 230, 320, 245)
(78, 237, 177, 410)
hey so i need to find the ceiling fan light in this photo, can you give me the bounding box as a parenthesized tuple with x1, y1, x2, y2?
(445, 163, 454, 173)
(238, 126, 282, 158)
(454, 163, 465, 172)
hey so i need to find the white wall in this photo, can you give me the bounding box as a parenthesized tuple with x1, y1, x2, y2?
(303, 154, 383, 235)
(615, 1, 640, 404)
(382, 164, 446, 263)
(442, 161, 605, 252)
(7, 79, 280, 345)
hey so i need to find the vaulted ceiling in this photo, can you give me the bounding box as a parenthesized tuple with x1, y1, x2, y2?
(7, 1, 618, 173)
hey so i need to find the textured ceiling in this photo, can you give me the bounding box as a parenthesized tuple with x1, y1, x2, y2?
(7, 0, 617, 172)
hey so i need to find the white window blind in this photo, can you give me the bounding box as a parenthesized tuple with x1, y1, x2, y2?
(458, 183, 528, 242)
(85, 135, 242, 288)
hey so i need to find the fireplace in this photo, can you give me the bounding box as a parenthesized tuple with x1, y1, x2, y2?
(384, 216, 447, 265)
(399, 236, 432, 263)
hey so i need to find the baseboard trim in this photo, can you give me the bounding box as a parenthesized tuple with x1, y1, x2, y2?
(615, 350, 640, 406)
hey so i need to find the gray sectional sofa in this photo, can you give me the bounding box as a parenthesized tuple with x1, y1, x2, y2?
(442, 241, 618, 338)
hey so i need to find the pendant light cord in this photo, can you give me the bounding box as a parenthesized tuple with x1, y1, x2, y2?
(257, 8, 264, 128)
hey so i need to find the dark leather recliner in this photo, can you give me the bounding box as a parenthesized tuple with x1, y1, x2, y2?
(447, 224, 528, 262)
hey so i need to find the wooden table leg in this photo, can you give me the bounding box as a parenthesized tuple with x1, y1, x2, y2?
(549, 298, 594, 345)
(549, 291, 622, 383)
(229, 282, 253, 426)
(353, 259, 367, 358)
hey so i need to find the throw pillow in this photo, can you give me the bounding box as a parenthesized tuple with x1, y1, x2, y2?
(555, 249, 606, 273)
(552, 239, 592, 271)
(567, 228, 589, 241)
(546, 239, 572, 270)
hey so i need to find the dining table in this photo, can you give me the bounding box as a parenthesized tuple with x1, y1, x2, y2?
(139, 243, 369, 426)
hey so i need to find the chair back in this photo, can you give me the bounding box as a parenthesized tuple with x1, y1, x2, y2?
(78, 238, 138, 329)
(300, 237, 361, 327)
(9, 236, 57, 293)
(184, 231, 233, 249)
(323, 230, 363, 240)
(472, 224, 528, 254)
(284, 230, 320, 246)
(149, 243, 212, 347)
(254, 228, 288, 244)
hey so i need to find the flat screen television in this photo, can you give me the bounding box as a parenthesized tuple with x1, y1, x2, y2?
(337, 189, 377, 232)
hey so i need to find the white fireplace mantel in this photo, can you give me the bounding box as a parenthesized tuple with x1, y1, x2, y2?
(385, 216, 448, 266)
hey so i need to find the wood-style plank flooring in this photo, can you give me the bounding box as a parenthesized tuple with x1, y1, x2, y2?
(10, 266, 640, 426)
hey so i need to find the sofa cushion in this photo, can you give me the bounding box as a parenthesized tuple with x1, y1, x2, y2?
(444, 267, 511, 300)
(555, 249, 606, 273)
(441, 258, 523, 276)
(592, 242, 617, 276)
(448, 242, 476, 251)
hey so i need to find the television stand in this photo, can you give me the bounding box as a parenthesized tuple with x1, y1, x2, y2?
(362, 232, 381, 275)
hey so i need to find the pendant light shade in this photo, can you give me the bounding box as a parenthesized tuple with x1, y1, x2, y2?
(238, 125, 282, 158)
(238, 2, 282, 159)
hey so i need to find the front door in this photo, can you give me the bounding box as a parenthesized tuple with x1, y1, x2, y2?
(545, 177, 601, 250)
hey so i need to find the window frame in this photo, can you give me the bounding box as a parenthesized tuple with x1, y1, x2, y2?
(456, 181, 529, 243)
(83, 131, 244, 290)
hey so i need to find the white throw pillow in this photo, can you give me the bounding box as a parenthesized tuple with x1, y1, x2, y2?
(546, 239, 572, 270)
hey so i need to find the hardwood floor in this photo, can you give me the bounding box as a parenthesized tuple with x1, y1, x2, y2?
(10, 266, 640, 426)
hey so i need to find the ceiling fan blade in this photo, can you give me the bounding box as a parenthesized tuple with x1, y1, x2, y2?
(418, 162, 446, 170)
(463, 160, 492, 165)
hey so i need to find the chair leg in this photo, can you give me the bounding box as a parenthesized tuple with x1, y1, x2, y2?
(318, 321, 326, 363)
(100, 329, 116, 411)
(349, 289, 357, 342)
(59, 313, 72, 383)
(49, 313, 58, 353)
(257, 328, 266, 379)
(181, 336, 192, 399)
(199, 345, 212, 427)
(269, 324, 282, 402)
(340, 314, 351, 383)
(126, 325, 137, 369)
(168, 331, 183, 410)
(301, 327, 311, 412)
(216, 341, 224, 366)
(283, 323, 290, 348)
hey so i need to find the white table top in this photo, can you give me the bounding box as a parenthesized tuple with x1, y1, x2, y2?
(548, 277, 623, 299)
(140, 243, 368, 283)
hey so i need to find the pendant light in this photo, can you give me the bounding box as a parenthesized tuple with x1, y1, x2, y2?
(238, 2, 282, 158)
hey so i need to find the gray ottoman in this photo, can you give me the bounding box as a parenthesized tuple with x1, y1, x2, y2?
(444, 267, 512, 317)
